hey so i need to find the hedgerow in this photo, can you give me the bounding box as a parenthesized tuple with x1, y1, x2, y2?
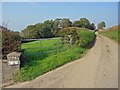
(1, 26, 21, 59)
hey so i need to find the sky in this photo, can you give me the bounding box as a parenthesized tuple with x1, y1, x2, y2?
(1, 0, 120, 2)
(2, 2, 118, 31)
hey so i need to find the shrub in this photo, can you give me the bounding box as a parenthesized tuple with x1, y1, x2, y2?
(58, 27, 96, 47)
(1, 26, 21, 59)
(58, 27, 80, 45)
(77, 29, 96, 48)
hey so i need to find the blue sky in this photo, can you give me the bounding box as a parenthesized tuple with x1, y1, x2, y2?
(2, 2, 118, 31)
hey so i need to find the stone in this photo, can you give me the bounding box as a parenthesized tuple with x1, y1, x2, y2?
(7, 52, 21, 66)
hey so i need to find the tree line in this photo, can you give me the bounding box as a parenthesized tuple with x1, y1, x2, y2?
(21, 18, 106, 39)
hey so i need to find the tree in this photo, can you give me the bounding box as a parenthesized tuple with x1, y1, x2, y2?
(21, 23, 42, 39)
(60, 18, 72, 28)
(79, 18, 90, 28)
(43, 20, 53, 29)
(73, 18, 90, 28)
(21, 25, 37, 39)
(58, 27, 80, 45)
(88, 23, 96, 30)
(39, 27, 53, 38)
(39, 20, 54, 38)
(73, 20, 81, 27)
(34, 23, 42, 38)
(53, 18, 61, 30)
(97, 21, 106, 29)
(53, 18, 61, 36)
(21, 20, 54, 39)
(21, 25, 35, 39)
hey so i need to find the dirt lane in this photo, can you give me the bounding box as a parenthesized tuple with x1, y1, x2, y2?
(6, 35, 118, 88)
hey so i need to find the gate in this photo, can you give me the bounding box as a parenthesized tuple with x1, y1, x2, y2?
(20, 37, 69, 67)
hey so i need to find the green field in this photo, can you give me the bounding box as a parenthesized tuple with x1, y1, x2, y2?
(14, 29, 96, 82)
(100, 29, 120, 43)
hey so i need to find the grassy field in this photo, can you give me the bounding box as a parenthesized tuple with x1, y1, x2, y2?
(21, 38, 68, 64)
(14, 29, 96, 82)
(100, 29, 119, 43)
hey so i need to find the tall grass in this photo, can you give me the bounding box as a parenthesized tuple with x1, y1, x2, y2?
(14, 46, 85, 82)
(100, 29, 120, 43)
(14, 29, 96, 82)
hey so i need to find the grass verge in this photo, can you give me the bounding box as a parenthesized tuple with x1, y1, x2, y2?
(99, 29, 120, 43)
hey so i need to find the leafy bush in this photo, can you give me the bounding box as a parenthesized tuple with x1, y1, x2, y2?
(77, 29, 96, 48)
(58, 27, 96, 47)
(58, 27, 80, 45)
(1, 26, 21, 59)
